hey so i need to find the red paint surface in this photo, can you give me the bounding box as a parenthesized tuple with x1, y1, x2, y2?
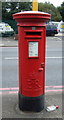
(18, 27, 46, 97)
(13, 12, 51, 97)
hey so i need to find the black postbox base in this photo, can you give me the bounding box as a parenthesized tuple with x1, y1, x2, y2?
(19, 93, 44, 112)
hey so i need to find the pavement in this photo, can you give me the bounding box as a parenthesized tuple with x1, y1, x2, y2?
(1, 91, 63, 119)
(0, 36, 18, 47)
(0, 32, 64, 47)
(0, 32, 64, 119)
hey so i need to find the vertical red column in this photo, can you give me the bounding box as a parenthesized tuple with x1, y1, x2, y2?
(13, 11, 51, 112)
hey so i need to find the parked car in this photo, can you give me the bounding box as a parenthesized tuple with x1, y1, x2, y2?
(49, 21, 59, 28)
(0, 22, 14, 36)
(46, 24, 58, 36)
(58, 21, 64, 33)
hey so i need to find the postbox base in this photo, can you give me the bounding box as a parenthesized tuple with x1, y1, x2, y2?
(19, 93, 44, 112)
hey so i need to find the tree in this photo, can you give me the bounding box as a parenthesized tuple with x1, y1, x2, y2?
(19, 2, 32, 11)
(2, 1, 32, 33)
(2, 2, 17, 19)
(60, 2, 64, 21)
(0, 2, 2, 21)
(2, 2, 32, 20)
(38, 2, 62, 21)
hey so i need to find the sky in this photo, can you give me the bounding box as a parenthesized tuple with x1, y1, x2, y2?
(38, 0, 64, 7)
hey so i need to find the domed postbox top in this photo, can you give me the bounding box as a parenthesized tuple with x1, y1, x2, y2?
(13, 11, 51, 26)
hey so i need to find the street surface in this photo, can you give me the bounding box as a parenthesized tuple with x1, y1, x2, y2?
(0, 34, 63, 92)
(0, 34, 64, 119)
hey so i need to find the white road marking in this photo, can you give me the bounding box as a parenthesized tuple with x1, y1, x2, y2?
(57, 37, 62, 40)
(5, 57, 18, 60)
(0, 44, 4, 46)
(51, 37, 62, 41)
(7, 41, 10, 42)
(46, 57, 63, 59)
(4, 56, 63, 60)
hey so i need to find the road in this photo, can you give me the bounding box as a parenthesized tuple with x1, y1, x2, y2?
(0, 35, 62, 90)
(0, 34, 63, 119)
(1, 38, 62, 88)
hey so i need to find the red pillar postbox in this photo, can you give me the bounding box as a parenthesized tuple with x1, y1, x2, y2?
(13, 11, 51, 112)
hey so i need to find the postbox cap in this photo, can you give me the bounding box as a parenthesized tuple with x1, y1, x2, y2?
(14, 11, 50, 15)
(13, 11, 51, 18)
(13, 11, 51, 26)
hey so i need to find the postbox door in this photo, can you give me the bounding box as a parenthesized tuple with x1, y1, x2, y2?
(19, 29, 46, 97)
(26, 40, 45, 97)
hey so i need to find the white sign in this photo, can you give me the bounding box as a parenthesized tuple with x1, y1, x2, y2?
(29, 42, 38, 57)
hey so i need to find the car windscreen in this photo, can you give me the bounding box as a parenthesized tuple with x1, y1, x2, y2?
(46, 25, 51, 29)
(51, 25, 57, 29)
